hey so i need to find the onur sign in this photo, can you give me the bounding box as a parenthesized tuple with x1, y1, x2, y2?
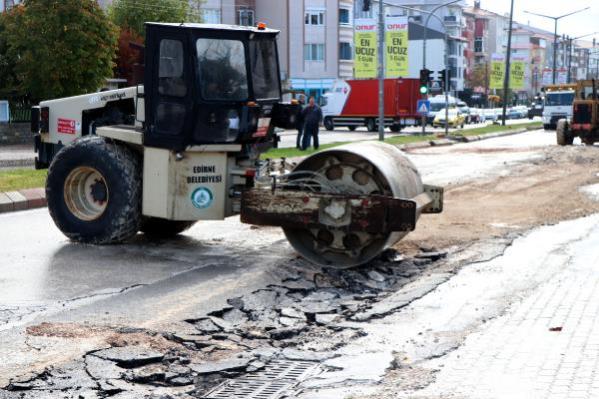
(385, 17, 409, 78)
(354, 17, 409, 79)
(354, 19, 378, 79)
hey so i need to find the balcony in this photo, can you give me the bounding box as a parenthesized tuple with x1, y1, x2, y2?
(444, 15, 464, 28)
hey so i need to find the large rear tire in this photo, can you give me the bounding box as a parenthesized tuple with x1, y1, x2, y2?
(366, 118, 377, 132)
(46, 136, 142, 244)
(556, 120, 574, 146)
(324, 117, 335, 131)
(140, 217, 196, 238)
(390, 124, 401, 133)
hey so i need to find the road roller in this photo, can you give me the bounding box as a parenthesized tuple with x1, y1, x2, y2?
(32, 22, 443, 268)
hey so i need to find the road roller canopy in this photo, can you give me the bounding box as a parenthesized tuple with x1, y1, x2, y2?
(143, 22, 283, 150)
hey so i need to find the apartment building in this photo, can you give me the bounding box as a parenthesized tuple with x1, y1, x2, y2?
(256, 0, 354, 99)
(0, 0, 20, 12)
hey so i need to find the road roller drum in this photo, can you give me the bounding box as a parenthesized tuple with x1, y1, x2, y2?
(241, 142, 443, 268)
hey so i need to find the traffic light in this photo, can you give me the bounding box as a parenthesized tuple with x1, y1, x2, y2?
(438, 69, 447, 92)
(419, 69, 431, 95)
(362, 0, 371, 12)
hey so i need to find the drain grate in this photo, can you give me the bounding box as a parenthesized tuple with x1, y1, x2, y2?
(203, 359, 321, 399)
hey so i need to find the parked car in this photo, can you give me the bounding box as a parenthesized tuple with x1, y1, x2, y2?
(528, 102, 544, 119)
(514, 105, 529, 118)
(508, 107, 521, 119)
(469, 108, 483, 124)
(433, 108, 466, 129)
(482, 108, 498, 123)
(457, 101, 471, 124)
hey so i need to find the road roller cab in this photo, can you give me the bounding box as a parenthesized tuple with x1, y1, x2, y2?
(39, 23, 444, 268)
(142, 23, 287, 150)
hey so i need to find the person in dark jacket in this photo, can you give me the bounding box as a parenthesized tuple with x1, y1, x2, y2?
(295, 97, 306, 149)
(301, 96, 323, 150)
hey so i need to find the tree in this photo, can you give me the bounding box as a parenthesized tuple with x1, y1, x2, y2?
(109, 0, 191, 38)
(0, 13, 19, 100)
(2, 0, 117, 103)
(466, 63, 489, 91)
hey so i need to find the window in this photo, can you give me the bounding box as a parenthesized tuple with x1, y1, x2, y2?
(545, 92, 575, 106)
(196, 39, 248, 101)
(238, 9, 254, 26)
(339, 42, 352, 60)
(304, 44, 325, 61)
(201, 8, 221, 24)
(339, 8, 350, 24)
(0, 101, 9, 123)
(158, 39, 186, 97)
(250, 39, 281, 99)
(305, 11, 325, 26)
(474, 37, 483, 53)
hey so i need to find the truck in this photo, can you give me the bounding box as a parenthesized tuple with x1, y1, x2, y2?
(542, 84, 576, 130)
(321, 78, 421, 132)
(556, 80, 599, 146)
(31, 22, 443, 269)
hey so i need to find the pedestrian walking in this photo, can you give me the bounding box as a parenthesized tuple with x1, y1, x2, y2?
(301, 96, 323, 151)
(295, 96, 306, 149)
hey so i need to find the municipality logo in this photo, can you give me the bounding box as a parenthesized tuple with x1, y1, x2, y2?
(191, 187, 213, 209)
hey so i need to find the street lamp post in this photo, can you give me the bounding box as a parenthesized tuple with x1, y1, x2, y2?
(421, 0, 461, 136)
(378, 0, 385, 141)
(524, 7, 590, 84)
(377, 0, 461, 137)
(501, 0, 514, 126)
(564, 32, 598, 82)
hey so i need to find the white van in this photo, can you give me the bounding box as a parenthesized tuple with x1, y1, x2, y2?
(426, 95, 458, 125)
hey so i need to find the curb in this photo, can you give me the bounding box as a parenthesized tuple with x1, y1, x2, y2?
(397, 127, 534, 151)
(0, 187, 46, 214)
(0, 159, 35, 169)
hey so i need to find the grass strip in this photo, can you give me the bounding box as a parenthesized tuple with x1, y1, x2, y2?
(265, 121, 541, 159)
(0, 168, 47, 192)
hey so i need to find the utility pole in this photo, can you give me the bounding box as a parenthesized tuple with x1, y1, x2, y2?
(567, 36, 573, 83)
(501, 0, 514, 126)
(377, 0, 385, 141)
(524, 7, 590, 85)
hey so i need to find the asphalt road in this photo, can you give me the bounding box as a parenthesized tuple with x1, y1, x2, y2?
(0, 128, 557, 388)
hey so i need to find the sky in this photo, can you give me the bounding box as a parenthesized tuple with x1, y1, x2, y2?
(469, 0, 599, 41)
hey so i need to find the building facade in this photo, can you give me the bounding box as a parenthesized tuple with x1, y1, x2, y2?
(383, 0, 467, 93)
(0, 0, 20, 12)
(256, 0, 355, 99)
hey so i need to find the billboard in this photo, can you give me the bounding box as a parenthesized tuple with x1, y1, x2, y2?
(542, 68, 553, 86)
(510, 57, 527, 90)
(557, 68, 568, 85)
(490, 54, 505, 90)
(354, 19, 378, 79)
(385, 17, 409, 78)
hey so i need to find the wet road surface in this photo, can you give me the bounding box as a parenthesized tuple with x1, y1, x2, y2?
(0, 128, 569, 394)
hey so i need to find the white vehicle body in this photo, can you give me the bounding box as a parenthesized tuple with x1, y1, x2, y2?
(542, 90, 575, 129)
(322, 80, 351, 118)
(39, 87, 139, 147)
